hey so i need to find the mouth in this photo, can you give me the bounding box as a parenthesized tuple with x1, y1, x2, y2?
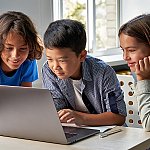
(127, 62, 136, 67)
(54, 71, 64, 75)
(56, 73, 64, 76)
(9, 59, 21, 66)
(10, 58, 21, 62)
(12, 60, 19, 63)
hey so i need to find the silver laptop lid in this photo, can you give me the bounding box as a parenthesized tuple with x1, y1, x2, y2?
(0, 85, 68, 144)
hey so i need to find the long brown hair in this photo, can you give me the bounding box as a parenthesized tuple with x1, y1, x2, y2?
(118, 14, 150, 47)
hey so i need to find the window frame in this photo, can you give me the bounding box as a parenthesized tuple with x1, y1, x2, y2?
(52, 0, 122, 57)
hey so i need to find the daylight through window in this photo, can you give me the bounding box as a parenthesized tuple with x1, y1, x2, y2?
(53, 0, 119, 53)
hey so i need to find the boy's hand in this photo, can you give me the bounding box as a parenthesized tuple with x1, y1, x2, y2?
(135, 56, 150, 81)
(58, 109, 83, 126)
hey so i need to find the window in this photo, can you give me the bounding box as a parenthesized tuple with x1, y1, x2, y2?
(53, 0, 120, 54)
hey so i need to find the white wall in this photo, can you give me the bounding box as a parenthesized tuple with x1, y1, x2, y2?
(120, 0, 150, 25)
(0, 0, 53, 87)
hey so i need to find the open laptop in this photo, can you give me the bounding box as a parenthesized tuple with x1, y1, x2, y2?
(0, 85, 99, 144)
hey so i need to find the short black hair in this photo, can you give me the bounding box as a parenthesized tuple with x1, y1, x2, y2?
(44, 19, 86, 56)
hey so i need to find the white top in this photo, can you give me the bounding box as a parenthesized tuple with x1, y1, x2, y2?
(70, 78, 89, 112)
(135, 80, 150, 131)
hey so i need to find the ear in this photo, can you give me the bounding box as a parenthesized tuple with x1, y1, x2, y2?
(80, 50, 87, 62)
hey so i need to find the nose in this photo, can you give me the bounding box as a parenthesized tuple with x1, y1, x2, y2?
(53, 60, 61, 70)
(123, 51, 130, 61)
(11, 49, 20, 59)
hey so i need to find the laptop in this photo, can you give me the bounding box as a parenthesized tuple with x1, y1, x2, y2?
(0, 85, 99, 144)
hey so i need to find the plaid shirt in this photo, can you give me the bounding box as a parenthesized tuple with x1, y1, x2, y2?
(42, 56, 127, 116)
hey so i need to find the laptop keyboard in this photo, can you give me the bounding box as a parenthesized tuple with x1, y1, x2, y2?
(65, 132, 77, 138)
(63, 126, 78, 138)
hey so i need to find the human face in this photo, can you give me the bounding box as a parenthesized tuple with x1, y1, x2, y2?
(1, 31, 29, 72)
(120, 33, 150, 72)
(46, 47, 87, 80)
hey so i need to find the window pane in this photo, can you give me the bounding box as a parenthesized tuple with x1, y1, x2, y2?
(96, 0, 117, 51)
(63, 0, 88, 49)
(63, 0, 86, 25)
(62, 0, 117, 53)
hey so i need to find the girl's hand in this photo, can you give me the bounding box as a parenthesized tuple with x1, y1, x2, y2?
(135, 56, 150, 80)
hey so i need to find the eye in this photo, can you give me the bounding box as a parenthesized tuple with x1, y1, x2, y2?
(60, 60, 65, 62)
(59, 59, 67, 63)
(47, 58, 53, 62)
(5, 47, 13, 51)
(129, 49, 136, 52)
(19, 48, 28, 52)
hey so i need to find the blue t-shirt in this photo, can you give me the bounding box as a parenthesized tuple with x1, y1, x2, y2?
(0, 60, 38, 86)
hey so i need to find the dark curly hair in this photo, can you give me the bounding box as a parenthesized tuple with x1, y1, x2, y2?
(0, 11, 43, 60)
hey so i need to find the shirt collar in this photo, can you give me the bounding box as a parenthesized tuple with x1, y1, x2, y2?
(82, 57, 92, 81)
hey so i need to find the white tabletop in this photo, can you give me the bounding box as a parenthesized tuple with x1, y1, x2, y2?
(0, 126, 150, 150)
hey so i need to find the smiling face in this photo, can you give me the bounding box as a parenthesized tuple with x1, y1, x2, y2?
(119, 33, 150, 72)
(1, 31, 29, 73)
(46, 47, 87, 80)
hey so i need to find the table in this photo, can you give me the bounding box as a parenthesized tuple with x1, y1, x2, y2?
(0, 126, 150, 150)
